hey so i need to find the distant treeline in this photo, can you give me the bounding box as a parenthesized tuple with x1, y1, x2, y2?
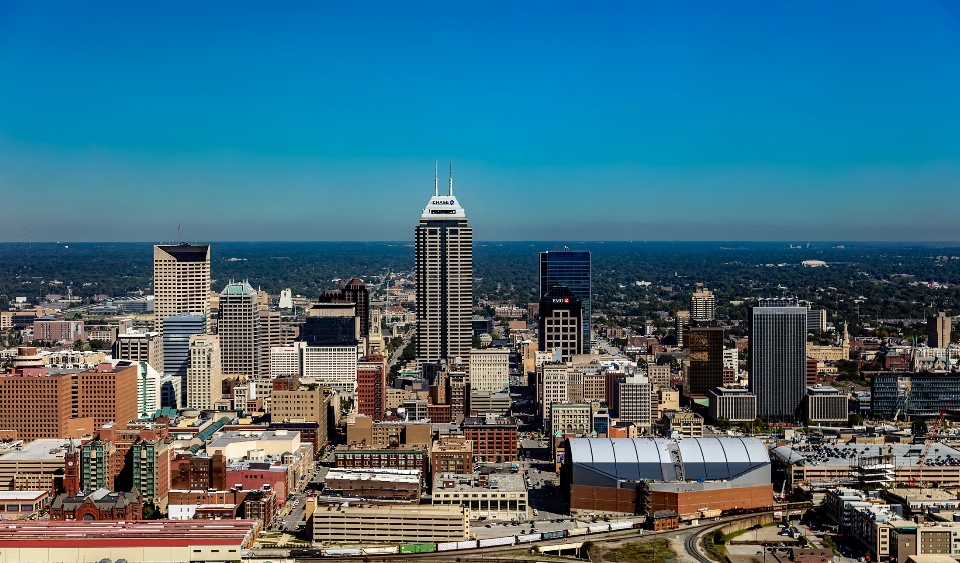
(2, 241, 959, 334)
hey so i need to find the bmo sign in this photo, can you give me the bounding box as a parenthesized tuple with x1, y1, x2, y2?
(552, 298, 571, 304)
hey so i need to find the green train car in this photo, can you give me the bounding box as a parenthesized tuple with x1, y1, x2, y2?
(399, 542, 437, 554)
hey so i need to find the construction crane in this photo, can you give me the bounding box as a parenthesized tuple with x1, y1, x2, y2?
(909, 397, 955, 488)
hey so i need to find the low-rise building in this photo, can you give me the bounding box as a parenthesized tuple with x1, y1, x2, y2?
(322, 468, 421, 503)
(311, 504, 469, 543)
(0, 491, 49, 519)
(334, 444, 430, 476)
(431, 472, 528, 522)
(707, 387, 757, 423)
(0, 520, 259, 563)
(49, 489, 142, 521)
(806, 385, 849, 424)
(431, 437, 473, 476)
(663, 411, 704, 438)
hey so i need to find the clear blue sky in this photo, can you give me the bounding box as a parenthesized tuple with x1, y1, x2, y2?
(1, 1, 958, 242)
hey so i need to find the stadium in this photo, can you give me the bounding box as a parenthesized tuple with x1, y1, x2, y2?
(561, 437, 774, 516)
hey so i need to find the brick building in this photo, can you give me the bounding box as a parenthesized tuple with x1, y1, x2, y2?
(462, 415, 519, 463)
(356, 355, 386, 420)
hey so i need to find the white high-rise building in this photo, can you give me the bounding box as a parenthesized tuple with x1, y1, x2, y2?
(618, 375, 652, 429)
(690, 288, 716, 322)
(469, 348, 510, 392)
(153, 244, 211, 334)
(218, 281, 261, 378)
(186, 334, 222, 410)
(415, 163, 473, 364)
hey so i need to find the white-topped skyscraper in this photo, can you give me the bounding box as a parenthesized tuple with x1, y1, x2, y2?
(415, 162, 473, 364)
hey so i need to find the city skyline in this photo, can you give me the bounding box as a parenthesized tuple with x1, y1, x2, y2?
(1, 2, 958, 242)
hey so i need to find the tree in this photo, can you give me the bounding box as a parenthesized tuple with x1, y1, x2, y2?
(72, 339, 86, 351)
(849, 413, 863, 426)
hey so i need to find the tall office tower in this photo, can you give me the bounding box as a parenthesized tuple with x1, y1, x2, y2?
(468, 348, 510, 392)
(675, 310, 691, 347)
(415, 164, 473, 363)
(153, 244, 210, 334)
(690, 288, 716, 321)
(537, 286, 583, 362)
(539, 249, 591, 352)
(357, 355, 386, 420)
(684, 321, 725, 397)
(186, 335, 222, 410)
(162, 313, 206, 376)
(320, 278, 370, 341)
(258, 310, 283, 378)
(928, 312, 952, 349)
(617, 375, 652, 429)
(749, 299, 807, 422)
(218, 281, 261, 378)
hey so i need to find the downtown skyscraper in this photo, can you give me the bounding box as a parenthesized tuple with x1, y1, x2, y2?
(153, 244, 210, 335)
(415, 163, 473, 364)
(540, 249, 591, 353)
(748, 299, 807, 422)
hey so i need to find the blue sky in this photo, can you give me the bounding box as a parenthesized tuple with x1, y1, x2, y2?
(1, 1, 958, 242)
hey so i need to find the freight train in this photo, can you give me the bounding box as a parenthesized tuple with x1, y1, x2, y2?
(291, 520, 644, 558)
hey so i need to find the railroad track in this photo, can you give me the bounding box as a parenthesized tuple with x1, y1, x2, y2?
(263, 513, 770, 562)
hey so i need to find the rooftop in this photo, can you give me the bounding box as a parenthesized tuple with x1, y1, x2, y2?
(432, 472, 526, 493)
(0, 439, 71, 461)
(325, 468, 421, 484)
(772, 442, 960, 468)
(0, 520, 257, 546)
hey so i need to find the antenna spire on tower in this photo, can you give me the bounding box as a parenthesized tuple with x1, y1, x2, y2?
(449, 160, 453, 196)
(434, 160, 439, 197)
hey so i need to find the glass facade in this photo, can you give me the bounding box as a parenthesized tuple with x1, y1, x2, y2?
(540, 250, 591, 353)
(749, 303, 807, 421)
(162, 313, 206, 376)
(872, 373, 960, 419)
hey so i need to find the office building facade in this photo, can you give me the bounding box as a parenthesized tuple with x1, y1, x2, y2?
(162, 313, 206, 377)
(319, 278, 370, 341)
(540, 249, 591, 352)
(537, 285, 583, 362)
(153, 244, 210, 334)
(186, 335, 222, 410)
(749, 300, 807, 421)
(217, 281, 260, 378)
(684, 321, 724, 397)
(468, 348, 510, 392)
(707, 387, 757, 423)
(415, 168, 473, 363)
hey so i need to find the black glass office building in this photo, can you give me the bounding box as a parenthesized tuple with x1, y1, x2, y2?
(540, 250, 591, 354)
(748, 300, 807, 422)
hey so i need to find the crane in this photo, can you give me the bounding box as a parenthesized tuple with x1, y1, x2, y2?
(909, 397, 954, 488)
